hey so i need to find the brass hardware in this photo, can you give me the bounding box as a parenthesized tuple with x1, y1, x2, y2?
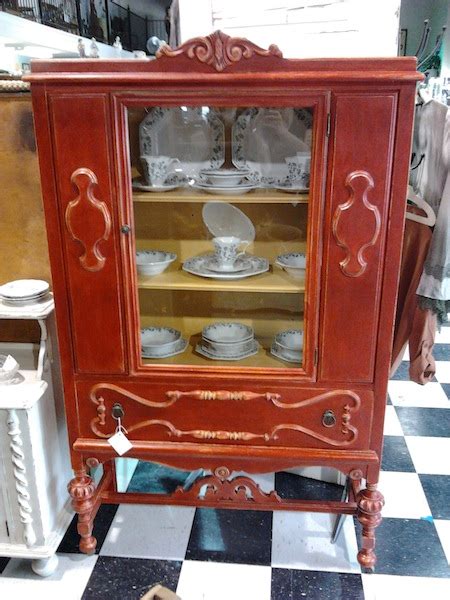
(322, 409, 336, 427)
(120, 224, 130, 234)
(112, 403, 124, 419)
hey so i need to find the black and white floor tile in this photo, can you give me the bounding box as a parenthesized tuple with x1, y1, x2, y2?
(1, 324, 449, 599)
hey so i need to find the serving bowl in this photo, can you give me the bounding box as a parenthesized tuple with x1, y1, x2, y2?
(200, 168, 250, 187)
(276, 252, 306, 279)
(136, 250, 176, 276)
(141, 327, 181, 357)
(202, 322, 253, 344)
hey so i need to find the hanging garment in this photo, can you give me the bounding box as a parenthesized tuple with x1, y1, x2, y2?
(391, 217, 436, 384)
(417, 104, 450, 322)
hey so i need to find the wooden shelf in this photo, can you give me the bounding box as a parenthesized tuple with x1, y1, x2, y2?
(133, 188, 309, 204)
(142, 333, 303, 369)
(138, 264, 305, 294)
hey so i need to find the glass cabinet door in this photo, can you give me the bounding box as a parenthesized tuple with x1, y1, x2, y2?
(126, 105, 316, 370)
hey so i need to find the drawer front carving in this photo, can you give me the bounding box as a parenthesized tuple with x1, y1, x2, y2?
(77, 382, 373, 450)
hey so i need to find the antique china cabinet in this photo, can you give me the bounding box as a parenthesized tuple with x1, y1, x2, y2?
(27, 31, 421, 569)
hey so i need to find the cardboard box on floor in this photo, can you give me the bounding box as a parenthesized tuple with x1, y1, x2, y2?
(141, 584, 181, 600)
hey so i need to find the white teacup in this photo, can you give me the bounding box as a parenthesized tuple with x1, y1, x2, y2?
(141, 155, 181, 187)
(285, 152, 311, 186)
(212, 236, 249, 270)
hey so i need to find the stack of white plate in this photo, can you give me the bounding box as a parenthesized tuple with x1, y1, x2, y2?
(141, 327, 188, 359)
(0, 279, 50, 306)
(193, 168, 256, 196)
(270, 329, 303, 363)
(196, 322, 259, 361)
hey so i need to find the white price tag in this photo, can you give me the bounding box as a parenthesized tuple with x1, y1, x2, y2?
(107, 430, 132, 456)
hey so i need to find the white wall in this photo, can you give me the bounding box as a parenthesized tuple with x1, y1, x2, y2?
(178, 0, 400, 58)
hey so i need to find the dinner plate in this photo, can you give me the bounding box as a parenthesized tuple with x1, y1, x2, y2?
(183, 254, 269, 280)
(191, 181, 257, 196)
(196, 340, 259, 361)
(0, 279, 49, 299)
(202, 201, 256, 243)
(132, 179, 180, 192)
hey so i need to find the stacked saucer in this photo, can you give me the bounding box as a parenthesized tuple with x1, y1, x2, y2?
(196, 322, 259, 361)
(192, 167, 256, 196)
(0, 279, 50, 306)
(270, 329, 303, 363)
(141, 327, 188, 359)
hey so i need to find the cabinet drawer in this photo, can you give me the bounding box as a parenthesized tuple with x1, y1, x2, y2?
(76, 381, 374, 450)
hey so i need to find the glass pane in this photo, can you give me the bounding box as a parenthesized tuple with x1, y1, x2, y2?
(127, 106, 314, 369)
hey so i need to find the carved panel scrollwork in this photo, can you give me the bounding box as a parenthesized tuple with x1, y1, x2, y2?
(65, 168, 111, 272)
(156, 30, 283, 72)
(89, 384, 361, 447)
(332, 170, 381, 277)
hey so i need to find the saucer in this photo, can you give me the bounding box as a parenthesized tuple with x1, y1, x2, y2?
(183, 254, 269, 280)
(142, 337, 188, 359)
(191, 181, 257, 196)
(275, 184, 309, 193)
(133, 179, 180, 192)
(204, 257, 251, 273)
(196, 340, 259, 361)
(270, 343, 302, 364)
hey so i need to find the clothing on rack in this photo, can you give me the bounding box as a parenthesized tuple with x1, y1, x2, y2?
(415, 100, 450, 323)
(391, 216, 436, 384)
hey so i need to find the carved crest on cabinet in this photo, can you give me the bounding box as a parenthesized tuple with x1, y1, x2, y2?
(65, 168, 112, 272)
(156, 30, 283, 72)
(332, 170, 381, 277)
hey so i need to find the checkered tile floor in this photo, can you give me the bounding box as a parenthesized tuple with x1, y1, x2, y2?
(1, 325, 449, 599)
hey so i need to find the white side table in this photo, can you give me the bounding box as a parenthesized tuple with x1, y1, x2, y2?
(0, 297, 73, 576)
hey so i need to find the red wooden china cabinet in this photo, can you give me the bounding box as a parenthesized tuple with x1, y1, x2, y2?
(27, 31, 421, 569)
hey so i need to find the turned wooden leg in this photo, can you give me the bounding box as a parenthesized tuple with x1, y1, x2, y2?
(356, 483, 385, 570)
(67, 471, 97, 554)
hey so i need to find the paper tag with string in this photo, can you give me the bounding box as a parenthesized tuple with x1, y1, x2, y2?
(107, 417, 132, 456)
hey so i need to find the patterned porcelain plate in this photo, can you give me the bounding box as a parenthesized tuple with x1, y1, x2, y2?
(195, 340, 259, 361)
(183, 254, 269, 280)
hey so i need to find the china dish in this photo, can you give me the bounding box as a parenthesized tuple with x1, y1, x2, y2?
(141, 327, 186, 358)
(136, 250, 177, 276)
(232, 107, 313, 185)
(132, 179, 181, 193)
(139, 107, 225, 180)
(199, 167, 250, 187)
(183, 254, 269, 280)
(0, 354, 20, 383)
(202, 202, 256, 243)
(204, 256, 251, 273)
(0, 279, 50, 306)
(196, 340, 259, 361)
(202, 322, 253, 344)
(276, 253, 306, 279)
(190, 181, 257, 196)
(275, 183, 309, 193)
(270, 329, 303, 363)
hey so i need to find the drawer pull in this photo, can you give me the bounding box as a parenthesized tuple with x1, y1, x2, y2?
(322, 410, 336, 428)
(166, 390, 281, 402)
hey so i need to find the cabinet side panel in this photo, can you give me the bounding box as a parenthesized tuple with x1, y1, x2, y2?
(320, 94, 397, 382)
(49, 94, 126, 374)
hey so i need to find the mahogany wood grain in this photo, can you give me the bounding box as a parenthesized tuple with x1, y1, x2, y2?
(27, 31, 422, 569)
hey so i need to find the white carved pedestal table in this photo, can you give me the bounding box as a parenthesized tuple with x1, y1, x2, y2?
(0, 297, 73, 576)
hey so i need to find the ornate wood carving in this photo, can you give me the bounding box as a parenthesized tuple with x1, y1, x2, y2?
(67, 473, 97, 554)
(166, 390, 281, 402)
(356, 484, 385, 569)
(90, 386, 361, 446)
(65, 168, 111, 272)
(173, 467, 282, 505)
(156, 30, 283, 72)
(332, 170, 381, 277)
(7, 410, 36, 547)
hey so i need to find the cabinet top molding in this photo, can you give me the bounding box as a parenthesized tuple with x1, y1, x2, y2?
(156, 30, 283, 72)
(26, 30, 423, 85)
